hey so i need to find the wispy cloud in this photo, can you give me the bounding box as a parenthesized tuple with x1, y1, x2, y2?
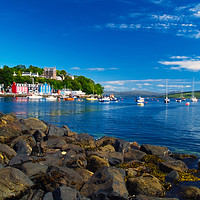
(98, 2, 200, 39)
(159, 56, 200, 71)
(86, 67, 119, 71)
(71, 67, 80, 70)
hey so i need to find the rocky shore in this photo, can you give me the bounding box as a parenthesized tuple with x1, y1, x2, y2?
(0, 112, 200, 200)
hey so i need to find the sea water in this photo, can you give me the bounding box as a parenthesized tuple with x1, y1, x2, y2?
(0, 97, 200, 156)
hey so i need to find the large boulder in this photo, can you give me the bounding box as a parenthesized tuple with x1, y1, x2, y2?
(127, 174, 165, 197)
(75, 133, 96, 148)
(98, 144, 115, 152)
(87, 155, 109, 172)
(44, 186, 90, 200)
(87, 151, 123, 166)
(9, 155, 33, 168)
(41, 137, 67, 150)
(19, 189, 44, 200)
(0, 124, 22, 143)
(0, 143, 17, 158)
(159, 160, 188, 173)
(80, 167, 128, 200)
(114, 138, 130, 153)
(44, 122, 69, 136)
(95, 136, 117, 147)
(135, 195, 179, 200)
(178, 185, 200, 200)
(21, 162, 48, 178)
(62, 152, 87, 168)
(140, 144, 169, 156)
(13, 140, 32, 155)
(0, 167, 34, 199)
(22, 118, 48, 133)
(124, 149, 147, 162)
(0, 113, 17, 124)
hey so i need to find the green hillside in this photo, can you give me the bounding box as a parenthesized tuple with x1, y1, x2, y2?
(167, 91, 200, 99)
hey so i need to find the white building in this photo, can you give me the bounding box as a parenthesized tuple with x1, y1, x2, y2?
(22, 72, 39, 77)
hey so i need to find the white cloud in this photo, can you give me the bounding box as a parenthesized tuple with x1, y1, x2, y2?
(159, 59, 200, 71)
(170, 56, 189, 59)
(71, 67, 80, 70)
(104, 85, 128, 91)
(87, 68, 105, 71)
(137, 83, 152, 86)
(152, 14, 181, 22)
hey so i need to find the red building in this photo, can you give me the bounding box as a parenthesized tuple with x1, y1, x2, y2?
(12, 82, 28, 94)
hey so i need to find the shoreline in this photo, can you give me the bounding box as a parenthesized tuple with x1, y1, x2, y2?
(0, 112, 199, 199)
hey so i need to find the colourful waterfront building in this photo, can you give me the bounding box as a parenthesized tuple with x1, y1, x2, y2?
(39, 83, 51, 94)
(11, 82, 28, 94)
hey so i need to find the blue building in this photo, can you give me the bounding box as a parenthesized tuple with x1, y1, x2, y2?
(39, 83, 51, 94)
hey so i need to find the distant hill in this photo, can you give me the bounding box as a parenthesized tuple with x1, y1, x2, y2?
(103, 90, 162, 98)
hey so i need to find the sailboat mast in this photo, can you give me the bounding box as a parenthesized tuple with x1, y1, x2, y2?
(166, 79, 168, 99)
(192, 78, 195, 98)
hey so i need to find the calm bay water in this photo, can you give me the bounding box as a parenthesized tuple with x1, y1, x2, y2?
(0, 97, 200, 156)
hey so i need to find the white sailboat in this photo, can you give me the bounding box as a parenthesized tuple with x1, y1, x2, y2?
(191, 78, 198, 102)
(164, 79, 170, 103)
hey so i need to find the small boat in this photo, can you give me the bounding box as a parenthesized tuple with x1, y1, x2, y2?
(110, 97, 119, 102)
(99, 97, 110, 103)
(45, 96, 57, 101)
(64, 97, 74, 101)
(137, 102, 144, 106)
(135, 96, 144, 103)
(164, 79, 170, 103)
(191, 78, 198, 102)
(175, 98, 182, 103)
(86, 96, 98, 101)
(27, 94, 43, 99)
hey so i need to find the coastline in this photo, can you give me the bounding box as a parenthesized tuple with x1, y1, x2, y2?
(0, 112, 199, 199)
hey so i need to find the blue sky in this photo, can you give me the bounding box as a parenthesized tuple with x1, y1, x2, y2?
(1, 0, 200, 92)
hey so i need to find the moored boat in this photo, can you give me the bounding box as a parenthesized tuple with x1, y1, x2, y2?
(99, 97, 110, 103)
(86, 96, 98, 101)
(45, 96, 57, 101)
(135, 96, 144, 103)
(64, 97, 74, 101)
(27, 94, 43, 99)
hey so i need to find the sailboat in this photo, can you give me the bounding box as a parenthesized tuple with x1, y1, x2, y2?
(164, 79, 170, 103)
(191, 78, 198, 102)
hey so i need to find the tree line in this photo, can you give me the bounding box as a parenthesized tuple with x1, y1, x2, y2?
(0, 65, 104, 95)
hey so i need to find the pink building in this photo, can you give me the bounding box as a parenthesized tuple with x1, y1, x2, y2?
(12, 82, 28, 94)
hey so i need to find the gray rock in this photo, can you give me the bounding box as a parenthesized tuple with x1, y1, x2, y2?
(87, 155, 109, 172)
(9, 154, 33, 167)
(45, 122, 69, 136)
(0, 124, 22, 143)
(43, 192, 54, 200)
(114, 138, 130, 153)
(95, 136, 117, 147)
(21, 162, 48, 178)
(33, 129, 44, 143)
(41, 138, 67, 150)
(63, 152, 87, 168)
(20, 189, 44, 200)
(135, 194, 179, 200)
(0, 143, 17, 158)
(127, 173, 165, 197)
(0, 167, 34, 199)
(165, 170, 179, 182)
(75, 168, 94, 183)
(53, 186, 90, 200)
(13, 140, 32, 155)
(178, 185, 200, 200)
(62, 143, 84, 153)
(140, 144, 169, 156)
(22, 118, 48, 133)
(76, 133, 96, 148)
(124, 149, 147, 162)
(87, 151, 123, 166)
(159, 160, 188, 173)
(98, 144, 115, 152)
(80, 167, 128, 200)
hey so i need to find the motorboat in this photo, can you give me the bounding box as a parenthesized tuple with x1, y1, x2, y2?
(86, 96, 98, 101)
(27, 94, 43, 99)
(137, 102, 144, 106)
(110, 97, 119, 102)
(64, 97, 74, 101)
(99, 97, 110, 103)
(45, 96, 57, 101)
(175, 98, 182, 103)
(191, 78, 198, 102)
(135, 96, 144, 103)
